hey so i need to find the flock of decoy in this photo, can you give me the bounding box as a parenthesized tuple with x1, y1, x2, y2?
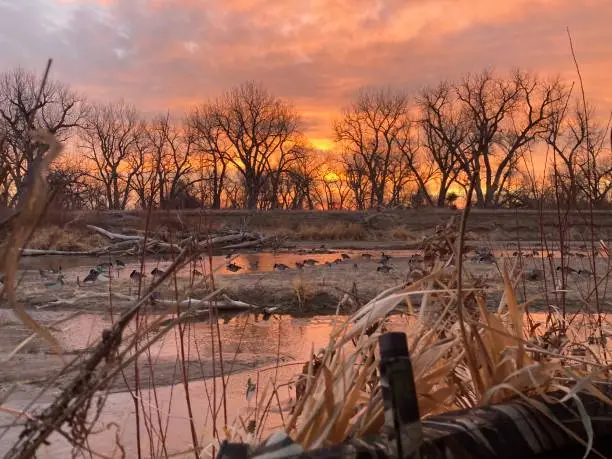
(9, 244, 601, 292)
(29, 258, 173, 290)
(221, 251, 399, 274)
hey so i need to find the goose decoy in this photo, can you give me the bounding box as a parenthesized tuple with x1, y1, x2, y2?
(556, 266, 576, 274)
(524, 268, 543, 281)
(97, 262, 113, 271)
(303, 259, 318, 266)
(333, 258, 342, 264)
(130, 270, 145, 282)
(273, 263, 289, 271)
(361, 253, 372, 259)
(115, 259, 126, 269)
(246, 377, 256, 401)
(151, 267, 165, 277)
(44, 275, 64, 289)
(377, 265, 393, 273)
(83, 269, 99, 283)
(226, 262, 243, 272)
(578, 269, 593, 276)
(192, 269, 203, 277)
(341, 253, 350, 260)
(477, 254, 496, 264)
(248, 260, 259, 270)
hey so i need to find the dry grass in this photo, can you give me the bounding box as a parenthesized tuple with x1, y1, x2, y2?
(274, 222, 370, 241)
(26, 225, 106, 251)
(222, 263, 611, 451)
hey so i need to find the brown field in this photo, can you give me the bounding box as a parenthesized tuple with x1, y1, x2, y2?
(10, 208, 612, 250)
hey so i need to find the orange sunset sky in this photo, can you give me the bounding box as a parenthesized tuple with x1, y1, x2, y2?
(1, 0, 611, 151)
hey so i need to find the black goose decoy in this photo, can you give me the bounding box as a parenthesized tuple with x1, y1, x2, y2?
(226, 262, 243, 272)
(578, 269, 593, 276)
(556, 266, 577, 274)
(115, 259, 126, 268)
(130, 270, 145, 282)
(248, 260, 259, 270)
(273, 263, 289, 271)
(151, 267, 165, 277)
(83, 269, 99, 283)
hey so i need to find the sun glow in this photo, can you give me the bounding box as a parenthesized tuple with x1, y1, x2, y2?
(310, 138, 333, 151)
(323, 171, 340, 182)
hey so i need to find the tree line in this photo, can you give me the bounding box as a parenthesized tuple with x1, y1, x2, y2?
(0, 66, 610, 211)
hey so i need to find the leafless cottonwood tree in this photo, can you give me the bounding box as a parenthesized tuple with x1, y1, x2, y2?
(79, 100, 143, 210)
(208, 82, 302, 209)
(188, 104, 230, 209)
(455, 69, 566, 207)
(545, 100, 612, 207)
(335, 88, 415, 208)
(273, 149, 322, 209)
(0, 68, 85, 206)
(144, 112, 200, 209)
(418, 82, 467, 207)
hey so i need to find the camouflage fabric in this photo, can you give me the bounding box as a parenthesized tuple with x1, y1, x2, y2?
(218, 384, 612, 459)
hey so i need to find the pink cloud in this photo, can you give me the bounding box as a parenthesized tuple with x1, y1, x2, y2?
(0, 0, 610, 144)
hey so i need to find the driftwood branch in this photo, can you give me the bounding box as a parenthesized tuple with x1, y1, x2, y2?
(87, 225, 143, 241)
(21, 248, 97, 256)
(222, 235, 274, 250)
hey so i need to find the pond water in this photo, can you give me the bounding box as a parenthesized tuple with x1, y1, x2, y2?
(0, 314, 348, 458)
(2, 309, 609, 458)
(16, 245, 578, 282)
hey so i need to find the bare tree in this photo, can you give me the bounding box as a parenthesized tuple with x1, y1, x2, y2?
(335, 88, 415, 208)
(455, 69, 565, 207)
(0, 68, 85, 206)
(146, 112, 199, 209)
(417, 82, 467, 206)
(188, 104, 231, 209)
(209, 82, 302, 209)
(79, 100, 143, 210)
(545, 100, 612, 207)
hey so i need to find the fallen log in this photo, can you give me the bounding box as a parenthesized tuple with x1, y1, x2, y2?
(21, 248, 98, 256)
(222, 235, 274, 250)
(36, 291, 136, 310)
(195, 233, 258, 250)
(87, 225, 143, 241)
